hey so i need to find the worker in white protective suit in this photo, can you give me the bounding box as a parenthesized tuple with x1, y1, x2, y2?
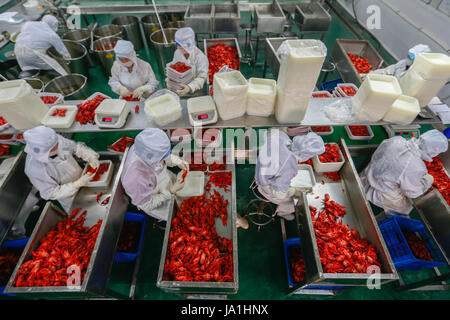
(168, 27, 208, 97)
(120, 129, 189, 221)
(23, 126, 100, 213)
(366, 44, 431, 81)
(360, 130, 448, 219)
(255, 130, 325, 221)
(14, 14, 70, 73)
(108, 40, 159, 99)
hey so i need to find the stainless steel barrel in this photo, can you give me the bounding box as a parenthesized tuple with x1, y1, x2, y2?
(112, 16, 143, 50)
(141, 14, 163, 47)
(47, 40, 89, 76)
(63, 28, 96, 67)
(93, 36, 122, 76)
(43, 74, 88, 100)
(149, 28, 178, 75)
(94, 24, 124, 39)
(24, 78, 44, 93)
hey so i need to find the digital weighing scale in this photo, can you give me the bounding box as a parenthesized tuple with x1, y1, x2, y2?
(94, 99, 131, 129)
(187, 96, 218, 126)
(383, 124, 421, 139)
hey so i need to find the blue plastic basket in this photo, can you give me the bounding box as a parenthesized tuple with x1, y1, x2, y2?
(378, 216, 446, 271)
(321, 78, 343, 92)
(114, 212, 146, 263)
(283, 238, 350, 290)
(0, 237, 29, 296)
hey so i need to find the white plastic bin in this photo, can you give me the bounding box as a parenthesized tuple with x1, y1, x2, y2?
(176, 171, 205, 198)
(337, 83, 358, 97)
(213, 70, 248, 121)
(81, 160, 114, 188)
(345, 125, 374, 140)
(409, 53, 450, 80)
(312, 143, 345, 173)
(144, 93, 182, 126)
(383, 95, 420, 125)
(0, 80, 49, 130)
(275, 87, 310, 124)
(41, 105, 78, 129)
(246, 78, 277, 117)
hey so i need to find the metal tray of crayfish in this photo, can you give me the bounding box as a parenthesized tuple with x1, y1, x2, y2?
(4, 150, 130, 298)
(156, 163, 238, 295)
(289, 138, 398, 293)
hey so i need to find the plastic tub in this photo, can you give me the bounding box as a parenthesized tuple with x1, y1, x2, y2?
(383, 95, 420, 125)
(409, 53, 450, 80)
(378, 216, 446, 271)
(213, 70, 248, 121)
(40, 105, 77, 129)
(275, 87, 310, 124)
(81, 160, 114, 188)
(194, 128, 222, 148)
(114, 212, 146, 263)
(144, 93, 182, 126)
(246, 77, 277, 117)
(345, 125, 374, 140)
(312, 143, 345, 173)
(176, 171, 205, 198)
(290, 164, 316, 192)
(310, 126, 334, 136)
(38, 92, 64, 107)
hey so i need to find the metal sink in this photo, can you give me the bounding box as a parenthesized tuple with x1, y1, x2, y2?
(254, 0, 286, 34)
(295, 2, 331, 32)
(213, 2, 240, 34)
(184, 3, 214, 34)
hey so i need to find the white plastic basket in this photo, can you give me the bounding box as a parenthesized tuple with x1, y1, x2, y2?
(144, 93, 182, 126)
(41, 105, 78, 129)
(81, 160, 114, 188)
(176, 171, 205, 198)
(38, 92, 64, 107)
(194, 128, 222, 148)
(345, 125, 374, 141)
(310, 126, 334, 136)
(312, 143, 345, 173)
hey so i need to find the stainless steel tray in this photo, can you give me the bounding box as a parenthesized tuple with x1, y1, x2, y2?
(184, 3, 214, 34)
(156, 164, 238, 295)
(5, 151, 130, 297)
(295, 2, 331, 32)
(290, 139, 398, 292)
(254, 0, 286, 34)
(213, 2, 240, 34)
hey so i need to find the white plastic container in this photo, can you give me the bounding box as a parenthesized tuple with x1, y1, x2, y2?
(0, 80, 49, 130)
(382, 95, 420, 125)
(344, 125, 374, 140)
(409, 53, 450, 80)
(290, 164, 316, 193)
(275, 87, 310, 124)
(310, 126, 334, 136)
(399, 68, 447, 107)
(194, 128, 222, 148)
(38, 92, 64, 107)
(40, 105, 77, 129)
(176, 171, 205, 198)
(312, 91, 332, 98)
(170, 128, 192, 143)
(337, 83, 358, 97)
(312, 143, 345, 173)
(353, 74, 402, 122)
(246, 78, 277, 117)
(81, 160, 114, 188)
(277, 39, 327, 95)
(166, 62, 194, 82)
(144, 93, 182, 126)
(213, 70, 248, 121)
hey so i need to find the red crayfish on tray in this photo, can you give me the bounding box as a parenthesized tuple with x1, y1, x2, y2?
(290, 246, 306, 283)
(0, 247, 23, 286)
(40, 96, 59, 104)
(14, 208, 102, 287)
(50, 108, 67, 117)
(424, 156, 450, 206)
(170, 62, 192, 73)
(340, 86, 357, 96)
(311, 126, 332, 133)
(312, 93, 331, 98)
(117, 221, 141, 253)
(402, 229, 432, 261)
(347, 53, 372, 74)
(349, 126, 371, 137)
(86, 162, 110, 182)
(107, 135, 135, 153)
(75, 94, 108, 125)
(318, 144, 342, 163)
(207, 43, 240, 84)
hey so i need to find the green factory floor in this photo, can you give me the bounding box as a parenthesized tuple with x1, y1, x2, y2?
(2, 3, 449, 300)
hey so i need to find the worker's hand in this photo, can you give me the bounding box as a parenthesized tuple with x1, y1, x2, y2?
(176, 84, 191, 97)
(177, 160, 189, 171)
(423, 174, 434, 189)
(88, 156, 100, 170)
(72, 173, 93, 189)
(132, 86, 149, 99)
(169, 176, 185, 194)
(118, 85, 131, 98)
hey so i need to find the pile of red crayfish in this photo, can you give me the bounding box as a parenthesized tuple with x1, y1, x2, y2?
(0, 247, 23, 286)
(349, 126, 371, 136)
(50, 108, 67, 117)
(117, 221, 141, 253)
(40, 96, 59, 104)
(309, 194, 381, 273)
(14, 208, 102, 287)
(0, 144, 11, 156)
(340, 86, 357, 96)
(347, 53, 372, 74)
(311, 126, 332, 133)
(318, 144, 342, 163)
(107, 135, 135, 153)
(206, 171, 232, 192)
(170, 62, 191, 73)
(86, 162, 110, 182)
(402, 229, 432, 261)
(76, 94, 108, 125)
(290, 246, 306, 283)
(424, 156, 450, 206)
(207, 43, 240, 84)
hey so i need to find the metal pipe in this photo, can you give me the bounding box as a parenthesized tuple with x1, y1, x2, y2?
(152, 0, 168, 44)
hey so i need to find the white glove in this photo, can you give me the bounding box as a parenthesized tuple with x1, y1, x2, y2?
(169, 175, 185, 194)
(88, 156, 100, 170)
(132, 86, 149, 99)
(422, 174, 434, 190)
(167, 154, 189, 171)
(176, 83, 191, 97)
(72, 173, 93, 189)
(118, 85, 131, 98)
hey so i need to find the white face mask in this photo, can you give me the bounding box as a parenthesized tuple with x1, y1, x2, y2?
(122, 60, 134, 68)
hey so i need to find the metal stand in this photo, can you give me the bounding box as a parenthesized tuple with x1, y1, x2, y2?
(244, 180, 276, 231)
(240, 22, 254, 65)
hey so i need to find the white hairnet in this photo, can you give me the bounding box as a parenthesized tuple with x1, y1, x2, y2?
(24, 126, 58, 162)
(114, 40, 137, 65)
(417, 129, 448, 161)
(408, 44, 431, 61)
(291, 132, 325, 162)
(42, 15, 58, 32)
(175, 27, 196, 54)
(134, 129, 171, 166)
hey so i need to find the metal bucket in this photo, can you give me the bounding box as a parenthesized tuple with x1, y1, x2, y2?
(94, 24, 124, 39)
(47, 40, 89, 76)
(112, 16, 143, 50)
(43, 74, 88, 100)
(24, 78, 44, 93)
(164, 21, 185, 29)
(149, 28, 178, 75)
(93, 36, 122, 76)
(141, 14, 163, 46)
(62, 28, 96, 67)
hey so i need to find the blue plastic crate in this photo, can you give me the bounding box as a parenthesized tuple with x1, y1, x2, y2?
(114, 212, 146, 263)
(378, 216, 446, 271)
(321, 78, 343, 92)
(283, 238, 350, 290)
(0, 237, 29, 296)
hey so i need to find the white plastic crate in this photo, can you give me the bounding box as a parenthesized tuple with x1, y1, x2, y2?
(38, 92, 64, 107)
(81, 160, 114, 188)
(41, 105, 77, 129)
(176, 171, 205, 198)
(144, 93, 182, 126)
(312, 143, 345, 173)
(310, 126, 334, 136)
(345, 125, 374, 141)
(246, 77, 276, 117)
(213, 70, 248, 121)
